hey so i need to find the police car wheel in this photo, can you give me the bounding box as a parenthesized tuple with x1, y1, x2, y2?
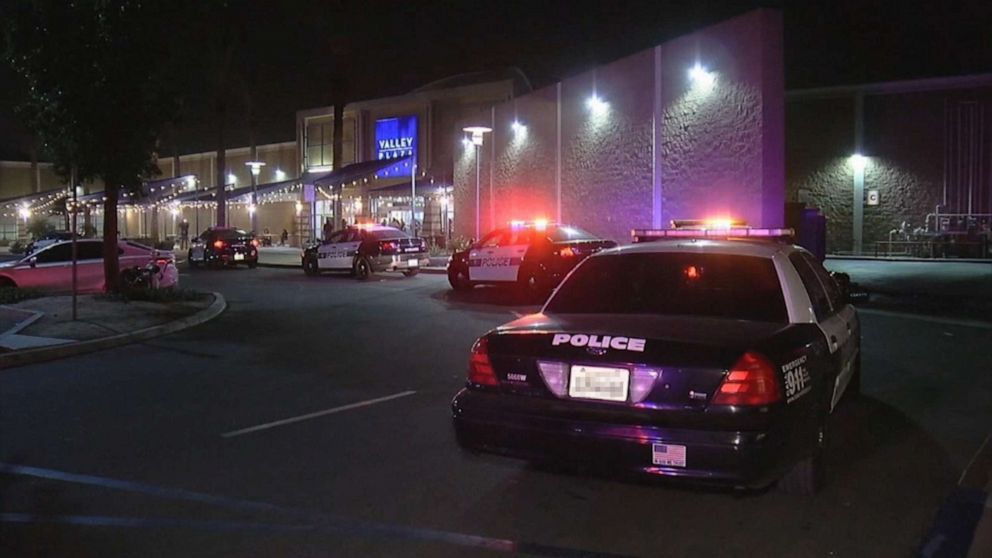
(778, 415, 828, 495)
(847, 350, 862, 398)
(448, 268, 473, 291)
(354, 257, 372, 280)
(402, 269, 419, 277)
(518, 267, 548, 302)
(303, 257, 319, 276)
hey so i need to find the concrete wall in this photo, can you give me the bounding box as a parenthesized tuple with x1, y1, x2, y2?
(787, 84, 992, 254)
(454, 9, 785, 242)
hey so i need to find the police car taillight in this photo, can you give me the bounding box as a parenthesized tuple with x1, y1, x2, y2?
(468, 337, 498, 387)
(379, 241, 398, 254)
(711, 351, 781, 406)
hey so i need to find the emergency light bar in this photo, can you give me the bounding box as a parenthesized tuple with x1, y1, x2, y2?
(631, 227, 795, 243)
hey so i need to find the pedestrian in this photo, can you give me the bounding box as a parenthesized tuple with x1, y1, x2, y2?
(280, 228, 289, 246)
(179, 220, 189, 249)
(322, 218, 333, 241)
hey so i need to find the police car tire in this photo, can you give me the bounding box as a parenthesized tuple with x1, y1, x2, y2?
(403, 269, 419, 277)
(848, 350, 862, 398)
(354, 257, 372, 281)
(518, 267, 547, 301)
(448, 269, 473, 291)
(778, 416, 828, 495)
(303, 257, 319, 276)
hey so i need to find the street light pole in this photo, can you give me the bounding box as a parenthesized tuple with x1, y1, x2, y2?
(246, 160, 265, 233)
(462, 126, 492, 240)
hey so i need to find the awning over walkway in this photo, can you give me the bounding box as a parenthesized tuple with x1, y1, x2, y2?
(0, 187, 70, 211)
(308, 157, 413, 187)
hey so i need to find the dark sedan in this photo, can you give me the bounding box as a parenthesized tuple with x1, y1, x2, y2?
(188, 227, 259, 268)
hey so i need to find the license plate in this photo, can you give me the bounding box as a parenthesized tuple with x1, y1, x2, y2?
(652, 443, 687, 467)
(407, 259, 419, 267)
(234, 253, 245, 261)
(568, 365, 629, 402)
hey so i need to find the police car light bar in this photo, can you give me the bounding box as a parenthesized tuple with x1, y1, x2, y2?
(631, 227, 795, 243)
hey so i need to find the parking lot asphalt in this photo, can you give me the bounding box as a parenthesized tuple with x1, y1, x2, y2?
(1, 266, 990, 557)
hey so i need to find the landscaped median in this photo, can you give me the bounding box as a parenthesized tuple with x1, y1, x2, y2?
(0, 288, 226, 369)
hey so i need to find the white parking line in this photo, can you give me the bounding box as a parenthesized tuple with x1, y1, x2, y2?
(221, 390, 417, 438)
(858, 308, 992, 330)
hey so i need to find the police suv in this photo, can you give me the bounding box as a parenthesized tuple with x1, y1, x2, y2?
(447, 221, 616, 297)
(302, 224, 428, 279)
(452, 225, 861, 494)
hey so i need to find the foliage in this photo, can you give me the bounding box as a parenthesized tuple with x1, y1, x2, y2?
(25, 218, 55, 240)
(8, 240, 26, 255)
(105, 287, 207, 304)
(0, 286, 45, 305)
(3, 1, 182, 292)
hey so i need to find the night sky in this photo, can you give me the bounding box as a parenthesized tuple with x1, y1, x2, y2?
(2, 0, 990, 159)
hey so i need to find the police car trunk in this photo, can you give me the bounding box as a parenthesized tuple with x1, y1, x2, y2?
(452, 237, 830, 489)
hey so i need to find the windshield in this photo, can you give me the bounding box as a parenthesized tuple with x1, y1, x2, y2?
(544, 252, 788, 323)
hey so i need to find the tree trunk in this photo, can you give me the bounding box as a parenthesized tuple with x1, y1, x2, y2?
(333, 101, 344, 226)
(215, 101, 226, 227)
(102, 184, 121, 293)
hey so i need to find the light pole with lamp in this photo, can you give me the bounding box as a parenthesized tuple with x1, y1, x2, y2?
(246, 161, 265, 233)
(462, 126, 491, 240)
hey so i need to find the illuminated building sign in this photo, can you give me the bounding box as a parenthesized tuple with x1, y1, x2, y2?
(375, 116, 417, 177)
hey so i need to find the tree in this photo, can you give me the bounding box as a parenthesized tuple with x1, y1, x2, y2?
(3, 1, 179, 292)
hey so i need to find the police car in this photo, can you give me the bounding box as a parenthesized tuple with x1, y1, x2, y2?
(451, 224, 861, 494)
(447, 221, 616, 297)
(302, 224, 428, 279)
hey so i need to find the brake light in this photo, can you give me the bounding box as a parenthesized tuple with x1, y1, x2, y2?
(251, 239, 260, 248)
(213, 240, 225, 249)
(467, 337, 498, 386)
(711, 351, 781, 406)
(379, 241, 398, 253)
(155, 258, 170, 267)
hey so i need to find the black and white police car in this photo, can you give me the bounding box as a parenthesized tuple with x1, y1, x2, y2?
(452, 225, 861, 494)
(447, 220, 616, 297)
(302, 224, 428, 280)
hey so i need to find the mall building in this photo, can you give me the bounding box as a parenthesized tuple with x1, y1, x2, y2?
(1, 8, 989, 257)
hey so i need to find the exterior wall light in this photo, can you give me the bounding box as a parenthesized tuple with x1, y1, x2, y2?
(295, 201, 303, 216)
(185, 176, 196, 189)
(275, 169, 287, 181)
(227, 173, 237, 184)
(849, 153, 868, 172)
(586, 94, 609, 116)
(18, 205, 31, 221)
(511, 120, 527, 137)
(248, 203, 257, 215)
(688, 63, 716, 91)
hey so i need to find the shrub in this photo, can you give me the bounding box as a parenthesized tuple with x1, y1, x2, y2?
(8, 240, 26, 255)
(0, 286, 45, 304)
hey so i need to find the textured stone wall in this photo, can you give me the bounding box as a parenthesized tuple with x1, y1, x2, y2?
(787, 88, 992, 254)
(453, 9, 785, 242)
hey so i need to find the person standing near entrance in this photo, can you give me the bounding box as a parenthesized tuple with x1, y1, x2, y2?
(179, 219, 189, 249)
(280, 229, 289, 246)
(322, 218, 333, 241)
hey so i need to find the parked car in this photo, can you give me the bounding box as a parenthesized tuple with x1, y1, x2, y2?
(0, 239, 178, 292)
(188, 227, 259, 268)
(302, 224, 428, 279)
(452, 227, 861, 495)
(26, 231, 78, 255)
(447, 221, 616, 297)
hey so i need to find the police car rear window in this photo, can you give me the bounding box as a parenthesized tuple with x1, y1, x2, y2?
(215, 229, 251, 240)
(545, 253, 788, 323)
(548, 226, 597, 242)
(366, 228, 410, 240)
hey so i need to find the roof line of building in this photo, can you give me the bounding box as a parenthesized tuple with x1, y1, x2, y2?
(787, 73, 992, 99)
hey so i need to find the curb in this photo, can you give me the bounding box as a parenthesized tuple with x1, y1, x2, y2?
(827, 255, 992, 264)
(0, 292, 227, 370)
